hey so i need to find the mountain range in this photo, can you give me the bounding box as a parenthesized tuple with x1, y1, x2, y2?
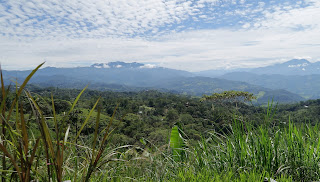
(200, 59, 320, 99)
(3, 59, 319, 104)
(196, 59, 320, 77)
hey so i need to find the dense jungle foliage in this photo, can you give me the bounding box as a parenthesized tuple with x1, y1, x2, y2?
(15, 86, 319, 147)
(21, 86, 320, 146)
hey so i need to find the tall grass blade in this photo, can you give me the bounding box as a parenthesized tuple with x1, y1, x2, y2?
(98, 104, 118, 151)
(26, 138, 40, 182)
(6, 62, 44, 121)
(51, 94, 58, 139)
(64, 125, 70, 144)
(0, 143, 22, 181)
(84, 104, 118, 182)
(20, 105, 28, 158)
(67, 85, 88, 117)
(25, 91, 55, 161)
(91, 107, 101, 162)
(74, 97, 100, 141)
(0, 66, 7, 182)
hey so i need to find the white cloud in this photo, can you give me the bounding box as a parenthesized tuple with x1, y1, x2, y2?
(257, 1, 320, 31)
(293, 56, 313, 60)
(2, 22, 319, 72)
(0, 0, 203, 38)
(140, 64, 157, 69)
(0, 0, 319, 71)
(242, 23, 251, 28)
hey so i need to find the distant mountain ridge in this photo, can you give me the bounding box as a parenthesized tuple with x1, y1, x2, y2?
(3, 62, 192, 87)
(249, 59, 320, 75)
(195, 59, 320, 99)
(196, 59, 320, 77)
(1, 60, 311, 103)
(220, 72, 320, 99)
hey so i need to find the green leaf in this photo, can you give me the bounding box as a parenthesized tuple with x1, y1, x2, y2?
(169, 125, 185, 161)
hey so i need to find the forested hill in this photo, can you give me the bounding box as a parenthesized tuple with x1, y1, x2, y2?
(220, 72, 320, 99)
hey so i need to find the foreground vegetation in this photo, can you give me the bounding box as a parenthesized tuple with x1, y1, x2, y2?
(2, 64, 320, 181)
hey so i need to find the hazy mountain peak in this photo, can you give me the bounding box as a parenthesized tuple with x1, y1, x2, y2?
(195, 58, 320, 78)
(90, 61, 157, 69)
(91, 63, 110, 68)
(247, 59, 318, 75)
(283, 59, 310, 67)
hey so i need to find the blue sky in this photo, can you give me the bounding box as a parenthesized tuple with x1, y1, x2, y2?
(0, 0, 319, 71)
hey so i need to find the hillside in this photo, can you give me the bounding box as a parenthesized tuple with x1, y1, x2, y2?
(220, 72, 320, 99)
(155, 76, 304, 103)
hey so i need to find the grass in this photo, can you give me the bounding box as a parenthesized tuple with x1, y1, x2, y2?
(1, 63, 320, 181)
(0, 63, 118, 182)
(80, 117, 319, 181)
(85, 105, 320, 181)
(85, 119, 316, 181)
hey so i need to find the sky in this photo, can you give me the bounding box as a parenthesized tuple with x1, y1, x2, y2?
(0, 0, 320, 72)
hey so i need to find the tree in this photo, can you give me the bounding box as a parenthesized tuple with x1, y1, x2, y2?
(201, 90, 256, 110)
(201, 91, 257, 130)
(54, 99, 72, 114)
(166, 109, 179, 122)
